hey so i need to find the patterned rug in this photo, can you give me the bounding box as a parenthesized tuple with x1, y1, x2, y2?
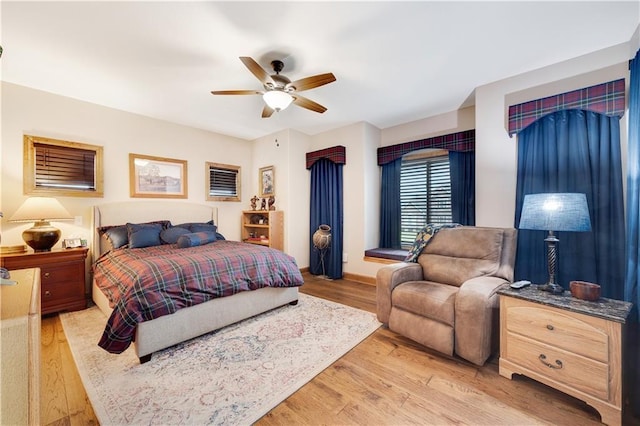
(60, 293, 381, 425)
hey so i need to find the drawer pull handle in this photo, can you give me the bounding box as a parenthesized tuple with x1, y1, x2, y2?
(546, 324, 554, 330)
(44, 290, 51, 297)
(44, 272, 50, 279)
(539, 354, 563, 369)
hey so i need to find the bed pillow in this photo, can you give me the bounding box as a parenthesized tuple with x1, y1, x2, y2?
(160, 227, 191, 244)
(176, 231, 218, 248)
(173, 220, 216, 233)
(99, 225, 129, 250)
(215, 232, 226, 240)
(127, 222, 164, 249)
(189, 223, 218, 233)
(98, 220, 171, 251)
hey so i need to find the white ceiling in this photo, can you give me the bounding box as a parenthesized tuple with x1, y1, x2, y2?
(1, 1, 639, 141)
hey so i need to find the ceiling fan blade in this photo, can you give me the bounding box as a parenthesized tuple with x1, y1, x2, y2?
(287, 73, 336, 92)
(292, 95, 327, 113)
(262, 105, 275, 118)
(211, 90, 262, 95)
(239, 56, 275, 86)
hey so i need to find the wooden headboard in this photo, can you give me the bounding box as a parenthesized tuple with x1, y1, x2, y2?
(92, 201, 218, 259)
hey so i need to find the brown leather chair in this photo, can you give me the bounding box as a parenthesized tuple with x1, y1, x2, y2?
(376, 226, 517, 366)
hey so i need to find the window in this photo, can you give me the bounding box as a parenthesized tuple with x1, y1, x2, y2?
(400, 152, 451, 248)
(24, 135, 104, 197)
(206, 162, 240, 202)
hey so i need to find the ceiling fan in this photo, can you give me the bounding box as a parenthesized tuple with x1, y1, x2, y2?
(211, 56, 336, 118)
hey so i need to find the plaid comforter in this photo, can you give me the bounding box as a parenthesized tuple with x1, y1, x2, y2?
(93, 240, 304, 353)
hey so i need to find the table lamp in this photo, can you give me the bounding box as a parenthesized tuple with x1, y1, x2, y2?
(9, 197, 73, 252)
(518, 193, 591, 294)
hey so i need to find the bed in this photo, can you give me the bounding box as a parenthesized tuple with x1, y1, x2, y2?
(91, 201, 303, 363)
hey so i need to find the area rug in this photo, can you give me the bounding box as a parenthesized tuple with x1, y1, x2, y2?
(60, 293, 380, 425)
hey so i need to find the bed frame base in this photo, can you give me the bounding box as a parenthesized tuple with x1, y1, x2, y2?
(94, 283, 299, 362)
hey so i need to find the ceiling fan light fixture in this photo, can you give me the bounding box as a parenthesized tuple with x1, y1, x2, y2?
(263, 90, 293, 111)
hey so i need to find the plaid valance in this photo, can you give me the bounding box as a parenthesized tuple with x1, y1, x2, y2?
(377, 129, 475, 166)
(508, 78, 626, 135)
(306, 145, 346, 169)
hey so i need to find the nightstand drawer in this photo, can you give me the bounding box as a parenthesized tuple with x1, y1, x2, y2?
(42, 273, 83, 303)
(505, 332, 609, 401)
(505, 300, 608, 362)
(41, 264, 82, 285)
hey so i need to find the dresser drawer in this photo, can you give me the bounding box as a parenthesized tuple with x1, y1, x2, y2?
(40, 263, 82, 285)
(504, 299, 608, 363)
(42, 271, 83, 304)
(505, 332, 609, 400)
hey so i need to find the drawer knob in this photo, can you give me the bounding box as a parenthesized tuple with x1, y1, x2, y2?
(43, 272, 51, 279)
(44, 290, 51, 297)
(546, 324, 554, 330)
(539, 354, 563, 369)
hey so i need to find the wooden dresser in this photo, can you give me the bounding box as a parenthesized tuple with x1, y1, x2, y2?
(0, 247, 88, 314)
(498, 285, 632, 426)
(0, 268, 41, 425)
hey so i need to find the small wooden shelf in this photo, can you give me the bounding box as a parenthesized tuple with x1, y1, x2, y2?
(241, 210, 283, 251)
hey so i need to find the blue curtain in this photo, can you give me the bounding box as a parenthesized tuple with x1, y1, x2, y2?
(379, 158, 402, 248)
(626, 49, 640, 318)
(449, 151, 476, 225)
(309, 158, 343, 279)
(625, 49, 640, 419)
(514, 109, 625, 299)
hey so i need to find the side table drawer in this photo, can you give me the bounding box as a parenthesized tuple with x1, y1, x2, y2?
(41, 264, 82, 286)
(506, 303, 609, 362)
(504, 332, 609, 400)
(42, 268, 83, 303)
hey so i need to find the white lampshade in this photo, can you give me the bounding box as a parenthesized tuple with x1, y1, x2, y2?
(9, 197, 73, 252)
(9, 197, 73, 222)
(263, 90, 293, 111)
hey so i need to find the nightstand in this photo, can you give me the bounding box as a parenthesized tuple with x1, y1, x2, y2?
(498, 285, 632, 426)
(0, 247, 89, 315)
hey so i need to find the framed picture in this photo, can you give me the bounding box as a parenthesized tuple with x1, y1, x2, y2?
(129, 153, 188, 198)
(259, 165, 275, 197)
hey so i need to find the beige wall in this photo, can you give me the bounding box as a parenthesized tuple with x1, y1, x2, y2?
(1, 82, 251, 250)
(2, 30, 638, 280)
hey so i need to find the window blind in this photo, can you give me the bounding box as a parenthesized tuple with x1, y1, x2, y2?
(34, 143, 96, 190)
(209, 167, 238, 197)
(400, 156, 452, 247)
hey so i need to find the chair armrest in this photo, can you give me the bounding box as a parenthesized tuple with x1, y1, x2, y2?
(454, 276, 509, 365)
(376, 262, 422, 324)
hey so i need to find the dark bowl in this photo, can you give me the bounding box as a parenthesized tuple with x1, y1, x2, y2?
(570, 281, 601, 301)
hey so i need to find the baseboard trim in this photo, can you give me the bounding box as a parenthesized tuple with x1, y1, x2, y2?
(343, 272, 376, 286)
(301, 268, 375, 286)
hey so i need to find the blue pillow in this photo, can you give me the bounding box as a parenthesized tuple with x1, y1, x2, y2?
(160, 227, 191, 244)
(215, 232, 225, 240)
(127, 222, 163, 248)
(189, 223, 218, 233)
(176, 231, 217, 248)
(100, 225, 129, 249)
(174, 221, 216, 233)
(98, 220, 171, 251)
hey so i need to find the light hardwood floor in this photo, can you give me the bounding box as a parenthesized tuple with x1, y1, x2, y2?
(42, 274, 631, 425)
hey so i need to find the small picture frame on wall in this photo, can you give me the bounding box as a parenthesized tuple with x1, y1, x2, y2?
(129, 153, 188, 198)
(259, 165, 275, 197)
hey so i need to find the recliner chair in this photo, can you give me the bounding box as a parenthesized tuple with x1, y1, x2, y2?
(376, 226, 517, 366)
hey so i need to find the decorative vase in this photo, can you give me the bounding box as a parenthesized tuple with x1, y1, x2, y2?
(312, 224, 331, 250)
